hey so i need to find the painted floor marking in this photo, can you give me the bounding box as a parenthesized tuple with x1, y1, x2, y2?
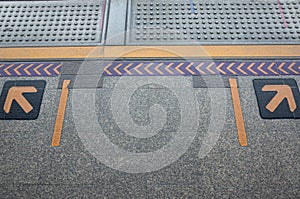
(253, 79, 300, 119)
(3, 86, 37, 114)
(229, 79, 248, 147)
(0, 45, 300, 60)
(0, 63, 62, 77)
(103, 61, 300, 76)
(52, 80, 71, 147)
(0, 80, 46, 120)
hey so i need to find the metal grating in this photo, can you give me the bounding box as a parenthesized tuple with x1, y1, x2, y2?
(128, 0, 300, 45)
(0, 1, 105, 46)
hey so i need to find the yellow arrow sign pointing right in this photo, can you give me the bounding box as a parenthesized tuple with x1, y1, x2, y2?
(262, 85, 297, 113)
(3, 86, 38, 114)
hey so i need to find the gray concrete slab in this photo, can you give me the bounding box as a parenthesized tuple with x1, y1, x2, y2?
(0, 86, 57, 184)
(0, 76, 299, 198)
(102, 76, 194, 89)
(0, 184, 38, 198)
(38, 89, 146, 186)
(0, 131, 43, 184)
(35, 184, 147, 199)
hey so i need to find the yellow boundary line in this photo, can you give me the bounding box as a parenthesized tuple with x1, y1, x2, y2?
(0, 45, 299, 60)
(229, 79, 248, 147)
(51, 80, 70, 147)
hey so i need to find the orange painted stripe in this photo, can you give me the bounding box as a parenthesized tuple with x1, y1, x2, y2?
(52, 80, 71, 147)
(104, 63, 112, 76)
(229, 79, 248, 147)
(0, 45, 299, 60)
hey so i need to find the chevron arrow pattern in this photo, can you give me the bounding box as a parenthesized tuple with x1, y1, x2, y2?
(103, 61, 300, 76)
(0, 63, 62, 77)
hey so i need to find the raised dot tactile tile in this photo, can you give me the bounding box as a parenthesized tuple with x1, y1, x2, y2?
(129, 0, 300, 44)
(0, 0, 105, 46)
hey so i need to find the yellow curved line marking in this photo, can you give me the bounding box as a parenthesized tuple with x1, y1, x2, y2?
(24, 64, 34, 76)
(154, 63, 164, 75)
(278, 62, 288, 74)
(227, 63, 237, 75)
(13, 64, 24, 76)
(175, 63, 185, 75)
(288, 62, 299, 75)
(145, 63, 154, 75)
(237, 63, 247, 75)
(104, 63, 112, 75)
(134, 63, 143, 75)
(257, 63, 268, 75)
(195, 63, 206, 75)
(34, 64, 43, 76)
(4, 64, 14, 76)
(53, 64, 62, 75)
(165, 63, 174, 75)
(44, 64, 53, 76)
(124, 63, 133, 75)
(267, 62, 278, 75)
(186, 63, 195, 75)
(206, 62, 216, 74)
(216, 63, 226, 75)
(247, 63, 257, 75)
(114, 63, 123, 76)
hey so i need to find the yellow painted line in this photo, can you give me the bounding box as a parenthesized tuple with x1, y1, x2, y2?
(14, 64, 24, 76)
(104, 63, 112, 76)
(288, 62, 298, 75)
(195, 62, 206, 75)
(267, 62, 278, 75)
(134, 63, 143, 75)
(278, 62, 288, 74)
(52, 80, 71, 147)
(206, 62, 216, 75)
(165, 63, 175, 75)
(24, 64, 34, 76)
(257, 63, 268, 75)
(216, 62, 226, 75)
(229, 79, 248, 147)
(0, 45, 299, 59)
(247, 63, 257, 75)
(175, 63, 185, 75)
(237, 63, 247, 75)
(227, 63, 237, 75)
(186, 63, 195, 75)
(53, 63, 62, 75)
(124, 63, 133, 75)
(154, 63, 164, 75)
(33, 64, 43, 76)
(4, 64, 14, 76)
(43, 64, 53, 76)
(145, 63, 154, 75)
(114, 63, 123, 76)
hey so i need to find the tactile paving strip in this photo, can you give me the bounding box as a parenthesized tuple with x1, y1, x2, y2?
(0, 0, 105, 46)
(128, 0, 300, 45)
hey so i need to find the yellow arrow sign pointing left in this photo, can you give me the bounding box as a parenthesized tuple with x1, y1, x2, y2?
(3, 86, 38, 114)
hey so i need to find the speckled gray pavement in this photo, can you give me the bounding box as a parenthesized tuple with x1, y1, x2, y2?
(0, 66, 299, 198)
